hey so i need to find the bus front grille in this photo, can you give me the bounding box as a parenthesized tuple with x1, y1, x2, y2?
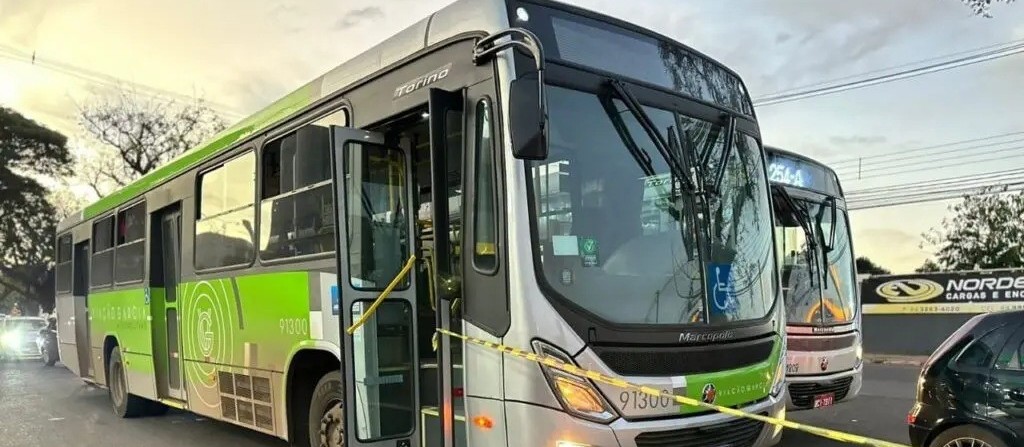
(592, 337, 775, 376)
(788, 376, 854, 408)
(786, 333, 856, 352)
(634, 413, 765, 447)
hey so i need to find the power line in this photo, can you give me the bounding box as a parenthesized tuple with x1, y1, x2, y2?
(848, 181, 1024, 210)
(753, 42, 1024, 106)
(759, 38, 1024, 98)
(833, 137, 1024, 175)
(825, 130, 1024, 168)
(846, 168, 1024, 197)
(847, 174, 1024, 203)
(0, 42, 246, 119)
(838, 144, 1024, 180)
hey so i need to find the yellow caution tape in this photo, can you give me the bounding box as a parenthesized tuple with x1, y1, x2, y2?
(345, 254, 417, 335)
(436, 328, 909, 447)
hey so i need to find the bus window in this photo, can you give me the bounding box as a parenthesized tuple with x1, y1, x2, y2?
(91, 215, 115, 287)
(344, 143, 408, 290)
(195, 151, 256, 270)
(472, 98, 498, 272)
(259, 110, 347, 261)
(55, 233, 73, 293)
(115, 201, 146, 283)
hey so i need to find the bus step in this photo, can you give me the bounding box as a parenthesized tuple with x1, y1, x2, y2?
(158, 398, 188, 410)
(420, 406, 468, 447)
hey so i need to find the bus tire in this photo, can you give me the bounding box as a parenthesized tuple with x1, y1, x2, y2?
(108, 347, 147, 418)
(308, 371, 343, 447)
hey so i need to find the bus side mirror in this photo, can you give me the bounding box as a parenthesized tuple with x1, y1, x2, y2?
(509, 71, 548, 160)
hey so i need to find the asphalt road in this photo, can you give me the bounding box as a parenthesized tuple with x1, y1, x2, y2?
(0, 359, 917, 447)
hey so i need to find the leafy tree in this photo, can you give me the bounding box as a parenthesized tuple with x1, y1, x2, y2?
(922, 186, 1024, 271)
(76, 87, 227, 198)
(915, 259, 943, 273)
(855, 256, 891, 275)
(961, 0, 1015, 17)
(0, 106, 71, 311)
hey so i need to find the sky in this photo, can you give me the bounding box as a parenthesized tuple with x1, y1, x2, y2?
(1, 0, 1023, 274)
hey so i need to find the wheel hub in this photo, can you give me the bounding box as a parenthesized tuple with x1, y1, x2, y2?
(319, 402, 344, 447)
(943, 438, 993, 447)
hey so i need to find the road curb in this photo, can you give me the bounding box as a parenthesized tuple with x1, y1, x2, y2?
(865, 354, 927, 367)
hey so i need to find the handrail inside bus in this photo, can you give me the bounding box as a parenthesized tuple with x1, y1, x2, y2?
(345, 254, 418, 334)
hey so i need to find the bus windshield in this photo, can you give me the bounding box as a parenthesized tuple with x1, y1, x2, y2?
(528, 84, 775, 326)
(776, 197, 857, 325)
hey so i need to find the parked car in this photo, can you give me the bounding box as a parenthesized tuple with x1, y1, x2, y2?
(0, 316, 48, 361)
(908, 310, 1024, 447)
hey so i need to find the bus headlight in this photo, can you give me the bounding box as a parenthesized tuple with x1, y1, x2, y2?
(770, 359, 785, 397)
(532, 341, 618, 423)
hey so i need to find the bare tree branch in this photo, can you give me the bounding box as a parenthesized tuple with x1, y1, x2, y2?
(75, 85, 228, 198)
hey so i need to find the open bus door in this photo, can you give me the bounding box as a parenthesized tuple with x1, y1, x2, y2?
(331, 87, 468, 447)
(332, 126, 422, 447)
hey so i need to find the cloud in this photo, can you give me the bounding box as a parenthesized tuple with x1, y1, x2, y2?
(775, 32, 793, 44)
(334, 7, 385, 30)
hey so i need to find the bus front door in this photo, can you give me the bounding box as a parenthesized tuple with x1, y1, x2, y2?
(332, 126, 422, 447)
(151, 204, 185, 401)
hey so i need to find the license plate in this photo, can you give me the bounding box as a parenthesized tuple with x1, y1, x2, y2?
(813, 393, 835, 408)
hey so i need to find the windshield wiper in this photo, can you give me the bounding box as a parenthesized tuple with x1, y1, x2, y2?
(605, 79, 699, 194)
(772, 184, 822, 289)
(598, 93, 656, 178)
(709, 114, 737, 196)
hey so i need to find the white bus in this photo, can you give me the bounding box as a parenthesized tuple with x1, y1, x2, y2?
(766, 146, 863, 410)
(55, 1, 787, 446)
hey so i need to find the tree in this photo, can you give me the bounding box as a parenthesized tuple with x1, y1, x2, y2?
(76, 87, 228, 198)
(915, 259, 943, 273)
(0, 106, 71, 311)
(855, 256, 891, 275)
(922, 185, 1024, 271)
(961, 0, 1015, 17)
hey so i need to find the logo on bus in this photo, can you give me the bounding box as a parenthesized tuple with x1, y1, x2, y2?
(198, 310, 214, 357)
(701, 383, 717, 404)
(678, 331, 735, 343)
(394, 63, 452, 99)
(875, 279, 944, 303)
(819, 357, 829, 371)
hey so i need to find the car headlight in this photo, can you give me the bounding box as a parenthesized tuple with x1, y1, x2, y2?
(532, 340, 618, 423)
(1, 332, 21, 348)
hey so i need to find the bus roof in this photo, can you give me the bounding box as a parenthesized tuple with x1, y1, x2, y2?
(58, 0, 510, 232)
(59, 0, 751, 232)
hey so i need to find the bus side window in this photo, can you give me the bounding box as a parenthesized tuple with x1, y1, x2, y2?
(259, 109, 347, 261)
(472, 98, 498, 273)
(195, 151, 257, 271)
(55, 234, 73, 293)
(91, 215, 115, 288)
(114, 201, 146, 283)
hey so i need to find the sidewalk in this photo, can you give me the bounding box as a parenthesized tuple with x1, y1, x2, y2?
(864, 353, 928, 367)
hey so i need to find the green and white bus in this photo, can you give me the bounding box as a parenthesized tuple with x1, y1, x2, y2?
(765, 146, 862, 411)
(54, 1, 786, 446)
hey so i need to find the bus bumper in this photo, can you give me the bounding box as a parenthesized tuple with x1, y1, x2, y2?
(505, 393, 785, 447)
(785, 365, 862, 411)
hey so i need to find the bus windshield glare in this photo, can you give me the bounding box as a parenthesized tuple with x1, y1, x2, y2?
(776, 198, 857, 325)
(528, 84, 775, 326)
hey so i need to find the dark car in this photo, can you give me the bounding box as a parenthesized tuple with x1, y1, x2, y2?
(908, 310, 1024, 447)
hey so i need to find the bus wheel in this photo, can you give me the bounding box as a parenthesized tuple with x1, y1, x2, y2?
(108, 347, 147, 418)
(309, 371, 343, 447)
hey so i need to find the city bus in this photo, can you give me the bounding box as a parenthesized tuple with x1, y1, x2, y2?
(764, 146, 863, 410)
(53, 1, 786, 446)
